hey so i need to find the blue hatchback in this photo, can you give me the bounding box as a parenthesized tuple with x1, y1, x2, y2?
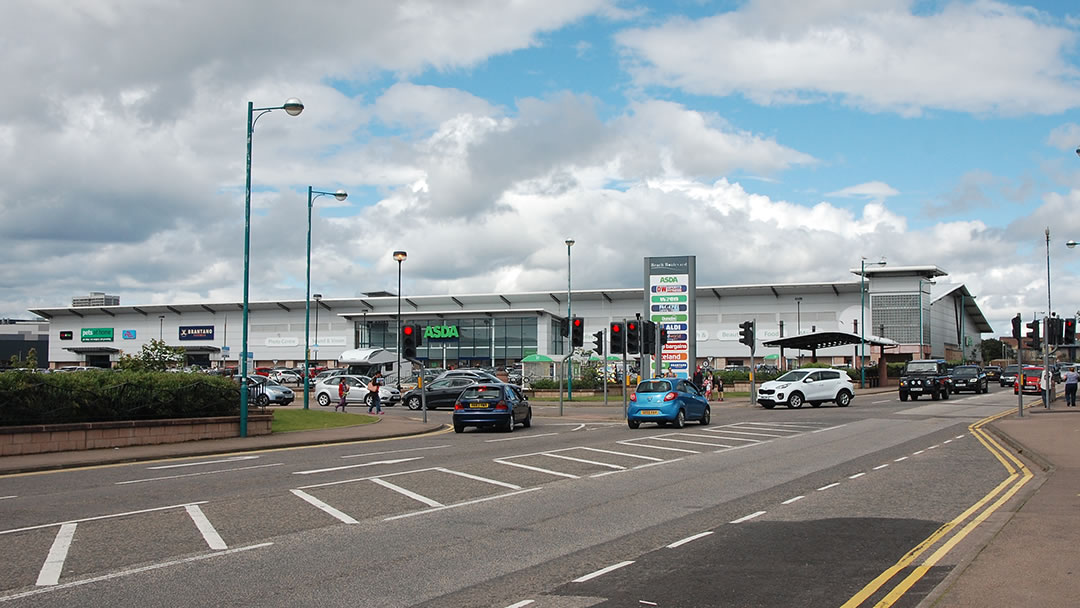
(627, 378, 710, 429)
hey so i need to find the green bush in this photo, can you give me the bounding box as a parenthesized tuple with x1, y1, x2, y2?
(529, 378, 558, 390)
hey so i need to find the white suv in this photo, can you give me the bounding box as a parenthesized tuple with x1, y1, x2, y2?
(756, 368, 854, 409)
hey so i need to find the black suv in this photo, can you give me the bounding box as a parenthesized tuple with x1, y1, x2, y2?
(899, 359, 951, 401)
(949, 365, 989, 394)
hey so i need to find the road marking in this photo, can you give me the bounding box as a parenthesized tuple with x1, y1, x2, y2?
(543, 453, 625, 469)
(872, 399, 893, 404)
(572, 560, 635, 583)
(873, 464, 889, 470)
(0, 496, 15, 501)
(730, 511, 766, 524)
(955, 434, 966, 439)
(700, 433, 760, 443)
(591, 458, 683, 477)
(341, 444, 449, 459)
(782, 496, 805, 505)
(185, 505, 227, 551)
(1, 543, 272, 603)
(495, 459, 580, 479)
(928, 445, 940, 450)
(578, 447, 665, 462)
(648, 436, 733, 447)
(849, 472, 866, 479)
(912, 450, 925, 455)
(486, 433, 559, 443)
(290, 490, 359, 524)
(147, 455, 259, 470)
(810, 424, 850, 433)
(370, 478, 443, 507)
(817, 482, 840, 491)
(116, 463, 283, 485)
(293, 457, 424, 475)
(505, 601, 535, 608)
(667, 531, 713, 548)
(0, 501, 208, 536)
(384, 487, 542, 521)
(943, 439, 953, 444)
(572, 424, 586, 431)
(716, 429, 786, 438)
(616, 440, 699, 454)
(36, 523, 76, 586)
(894, 456, 908, 462)
(434, 468, 521, 490)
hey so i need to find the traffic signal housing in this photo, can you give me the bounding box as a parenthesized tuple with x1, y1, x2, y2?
(610, 321, 625, 354)
(739, 320, 755, 348)
(1066, 318, 1076, 345)
(1048, 317, 1063, 346)
(642, 320, 657, 354)
(559, 316, 570, 338)
(1011, 314, 1022, 341)
(626, 320, 641, 354)
(659, 326, 668, 346)
(1026, 319, 1040, 350)
(592, 330, 604, 355)
(402, 324, 421, 358)
(571, 317, 584, 348)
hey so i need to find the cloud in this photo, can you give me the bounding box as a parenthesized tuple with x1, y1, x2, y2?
(826, 181, 900, 203)
(1047, 123, 1080, 151)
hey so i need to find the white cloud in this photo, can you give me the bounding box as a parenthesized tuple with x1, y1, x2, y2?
(826, 181, 900, 203)
(1047, 123, 1080, 151)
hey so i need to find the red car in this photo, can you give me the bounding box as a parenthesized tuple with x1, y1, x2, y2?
(1014, 367, 1045, 395)
(254, 367, 273, 377)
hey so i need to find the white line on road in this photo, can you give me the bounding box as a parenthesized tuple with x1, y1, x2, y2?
(434, 467, 521, 490)
(873, 464, 889, 470)
(384, 487, 542, 521)
(717, 429, 786, 438)
(370, 478, 443, 507)
(782, 496, 805, 505)
(572, 560, 635, 583)
(185, 505, 227, 551)
(578, 447, 664, 461)
(667, 531, 713, 548)
(1, 543, 272, 603)
(849, 472, 866, 479)
(810, 424, 850, 433)
(504, 601, 535, 608)
(913, 450, 925, 455)
(817, 482, 840, 491)
(293, 457, 424, 475)
(116, 463, 283, 485)
(955, 434, 966, 439)
(341, 444, 449, 459)
(486, 432, 559, 443)
(616, 440, 699, 454)
(894, 456, 909, 462)
(0, 501, 208, 536)
(943, 439, 953, 444)
(730, 511, 766, 524)
(543, 453, 625, 469)
(0, 496, 15, 501)
(494, 459, 579, 478)
(36, 523, 76, 586)
(928, 445, 940, 450)
(290, 490, 359, 524)
(572, 424, 586, 431)
(147, 455, 259, 470)
(872, 399, 893, 404)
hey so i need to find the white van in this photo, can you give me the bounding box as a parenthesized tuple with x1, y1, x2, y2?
(338, 348, 412, 379)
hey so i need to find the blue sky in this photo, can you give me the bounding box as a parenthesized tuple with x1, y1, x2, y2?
(4, 0, 1080, 338)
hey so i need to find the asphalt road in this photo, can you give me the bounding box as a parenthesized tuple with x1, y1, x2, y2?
(0, 386, 1031, 607)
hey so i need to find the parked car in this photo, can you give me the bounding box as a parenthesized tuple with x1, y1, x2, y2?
(898, 359, 951, 401)
(1000, 364, 1020, 388)
(1014, 367, 1046, 395)
(310, 368, 347, 386)
(756, 368, 855, 409)
(254, 367, 273, 377)
(313, 374, 401, 408)
(627, 377, 711, 429)
(949, 365, 989, 394)
(452, 383, 532, 433)
(242, 375, 295, 406)
(271, 369, 304, 384)
(983, 365, 1002, 382)
(436, 369, 501, 383)
(402, 377, 480, 410)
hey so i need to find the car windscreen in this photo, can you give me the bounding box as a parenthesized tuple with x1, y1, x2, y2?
(636, 380, 672, 393)
(458, 386, 503, 401)
(775, 371, 810, 382)
(952, 368, 978, 377)
(905, 362, 940, 373)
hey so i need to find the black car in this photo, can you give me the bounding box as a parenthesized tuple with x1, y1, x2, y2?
(950, 365, 989, 394)
(899, 359, 951, 401)
(983, 366, 1002, 382)
(1000, 364, 1020, 387)
(452, 383, 532, 433)
(401, 377, 478, 410)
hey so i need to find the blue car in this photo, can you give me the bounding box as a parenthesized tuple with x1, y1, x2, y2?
(453, 383, 532, 433)
(628, 378, 710, 429)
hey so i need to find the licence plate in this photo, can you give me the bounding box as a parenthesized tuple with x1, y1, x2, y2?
(469, 403, 488, 409)
(638, 409, 660, 415)
(910, 388, 922, 392)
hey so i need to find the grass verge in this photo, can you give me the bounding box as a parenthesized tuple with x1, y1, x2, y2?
(271, 408, 379, 433)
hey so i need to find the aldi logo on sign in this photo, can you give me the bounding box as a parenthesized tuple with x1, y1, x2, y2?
(424, 325, 459, 340)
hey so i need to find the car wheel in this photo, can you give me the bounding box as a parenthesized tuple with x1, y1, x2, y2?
(365, 394, 374, 407)
(836, 391, 852, 407)
(899, 392, 908, 402)
(787, 393, 804, 409)
(699, 406, 710, 425)
(406, 396, 422, 410)
(503, 415, 515, 433)
(931, 388, 940, 401)
(522, 408, 532, 428)
(317, 393, 330, 407)
(628, 420, 640, 429)
(810, 401, 822, 408)
(454, 423, 464, 433)
(256, 393, 270, 407)
(672, 410, 685, 429)
(942, 387, 950, 400)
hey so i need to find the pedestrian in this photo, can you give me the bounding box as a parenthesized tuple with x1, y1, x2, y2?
(703, 375, 712, 401)
(336, 378, 349, 412)
(1064, 367, 1079, 407)
(367, 371, 384, 415)
(693, 366, 704, 389)
(715, 374, 724, 402)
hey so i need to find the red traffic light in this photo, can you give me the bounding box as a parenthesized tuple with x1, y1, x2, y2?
(403, 326, 414, 335)
(612, 324, 621, 333)
(627, 321, 638, 331)
(573, 318, 582, 327)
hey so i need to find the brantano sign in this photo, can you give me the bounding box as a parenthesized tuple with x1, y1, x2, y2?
(424, 325, 460, 340)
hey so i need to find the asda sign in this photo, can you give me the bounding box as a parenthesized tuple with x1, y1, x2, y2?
(424, 325, 459, 340)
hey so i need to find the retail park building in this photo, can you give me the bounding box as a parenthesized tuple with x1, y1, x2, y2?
(27, 265, 992, 373)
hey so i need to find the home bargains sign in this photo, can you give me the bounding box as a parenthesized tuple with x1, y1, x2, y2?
(424, 325, 459, 341)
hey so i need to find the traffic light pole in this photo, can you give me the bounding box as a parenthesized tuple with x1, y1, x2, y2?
(1017, 334, 1023, 418)
(1044, 314, 1052, 409)
(622, 319, 629, 419)
(558, 353, 573, 417)
(405, 356, 428, 424)
(602, 327, 608, 407)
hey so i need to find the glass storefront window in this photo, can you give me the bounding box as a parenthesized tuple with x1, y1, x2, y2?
(354, 317, 537, 365)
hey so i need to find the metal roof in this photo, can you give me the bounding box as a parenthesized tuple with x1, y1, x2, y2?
(763, 331, 899, 351)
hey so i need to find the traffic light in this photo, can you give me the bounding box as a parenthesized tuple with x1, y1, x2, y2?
(1011, 314, 1022, 341)
(559, 316, 570, 338)
(571, 317, 584, 348)
(592, 330, 604, 355)
(1026, 319, 1040, 350)
(642, 320, 656, 354)
(402, 324, 421, 358)
(610, 321, 625, 354)
(1049, 317, 1063, 346)
(626, 320, 641, 354)
(739, 320, 755, 347)
(1066, 318, 1076, 345)
(659, 326, 668, 345)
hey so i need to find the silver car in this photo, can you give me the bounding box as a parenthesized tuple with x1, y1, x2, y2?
(313, 374, 401, 409)
(243, 375, 295, 406)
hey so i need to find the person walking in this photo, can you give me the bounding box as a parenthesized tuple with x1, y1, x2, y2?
(703, 375, 712, 401)
(1064, 367, 1079, 407)
(336, 378, 349, 412)
(715, 374, 724, 402)
(367, 371, 384, 415)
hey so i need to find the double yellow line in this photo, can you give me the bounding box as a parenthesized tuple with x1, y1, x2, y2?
(840, 408, 1034, 608)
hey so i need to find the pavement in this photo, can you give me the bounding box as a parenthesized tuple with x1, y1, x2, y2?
(1, 387, 1076, 607)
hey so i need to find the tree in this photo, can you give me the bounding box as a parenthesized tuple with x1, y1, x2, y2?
(7, 347, 38, 369)
(116, 339, 185, 371)
(980, 338, 1006, 362)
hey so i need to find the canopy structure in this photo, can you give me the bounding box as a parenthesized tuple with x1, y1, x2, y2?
(521, 353, 554, 362)
(762, 331, 898, 387)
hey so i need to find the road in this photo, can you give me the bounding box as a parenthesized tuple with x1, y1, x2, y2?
(0, 386, 1035, 607)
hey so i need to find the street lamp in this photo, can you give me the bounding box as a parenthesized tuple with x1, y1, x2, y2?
(860, 257, 887, 388)
(394, 250, 407, 391)
(565, 238, 574, 399)
(159, 315, 165, 340)
(1044, 227, 1052, 407)
(240, 97, 303, 437)
(303, 188, 347, 410)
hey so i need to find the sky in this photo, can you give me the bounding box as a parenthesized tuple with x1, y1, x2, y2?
(3, 0, 1080, 339)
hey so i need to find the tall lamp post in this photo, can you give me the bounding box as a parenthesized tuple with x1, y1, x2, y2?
(158, 315, 165, 340)
(565, 238, 574, 399)
(303, 188, 347, 410)
(394, 251, 407, 390)
(860, 258, 887, 388)
(240, 97, 303, 437)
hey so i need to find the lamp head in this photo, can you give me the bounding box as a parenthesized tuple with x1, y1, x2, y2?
(393, 250, 407, 262)
(565, 238, 575, 247)
(1075, 147, 1080, 158)
(283, 98, 304, 116)
(313, 293, 322, 301)
(1068, 240, 1078, 249)
(334, 190, 347, 201)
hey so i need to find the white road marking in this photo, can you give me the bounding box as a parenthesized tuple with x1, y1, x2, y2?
(116, 463, 283, 485)
(572, 424, 586, 431)
(741, 421, 826, 429)
(873, 464, 890, 470)
(579, 447, 665, 462)
(543, 453, 625, 469)
(943, 439, 953, 444)
(730, 511, 766, 524)
(290, 490, 359, 524)
(292, 457, 424, 475)
(1, 543, 272, 603)
(370, 478, 443, 507)
(849, 472, 866, 479)
(648, 437, 733, 447)
(486, 433, 559, 443)
(782, 496, 805, 505)
(341, 444, 449, 459)
(872, 399, 893, 404)
(667, 531, 713, 548)
(572, 560, 635, 583)
(495, 459, 579, 479)
(505, 601, 535, 608)
(810, 424, 850, 433)
(913, 450, 925, 455)
(712, 429, 785, 438)
(434, 468, 521, 490)
(147, 455, 259, 470)
(817, 482, 840, 491)
(591, 458, 684, 477)
(384, 487, 542, 521)
(955, 434, 966, 439)
(928, 445, 940, 450)
(0, 502, 207, 536)
(185, 505, 227, 551)
(699, 433, 760, 443)
(894, 456, 909, 462)
(616, 440, 699, 453)
(35, 523, 76, 586)
(0, 496, 15, 501)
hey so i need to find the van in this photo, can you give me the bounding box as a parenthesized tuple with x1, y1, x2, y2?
(338, 348, 412, 379)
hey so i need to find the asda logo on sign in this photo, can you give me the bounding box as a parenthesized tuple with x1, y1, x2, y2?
(424, 325, 459, 340)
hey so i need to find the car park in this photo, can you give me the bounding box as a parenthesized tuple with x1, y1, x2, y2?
(898, 359, 951, 401)
(756, 368, 854, 409)
(313, 374, 400, 408)
(627, 377, 710, 428)
(949, 365, 989, 394)
(242, 375, 295, 406)
(983, 365, 1002, 383)
(402, 377, 479, 410)
(1000, 364, 1020, 387)
(452, 383, 532, 433)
